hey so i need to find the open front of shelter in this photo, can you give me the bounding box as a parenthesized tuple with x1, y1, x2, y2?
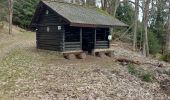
(30, 1, 127, 57)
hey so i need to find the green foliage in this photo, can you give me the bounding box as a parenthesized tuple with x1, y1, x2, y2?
(127, 63, 155, 82)
(150, 1, 167, 53)
(141, 73, 155, 82)
(116, 2, 134, 25)
(148, 30, 161, 54)
(160, 53, 170, 62)
(13, 0, 40, 28)
(0, 0, 8, 22)
(95, 8, 111, 16)
(128, 63, 139, 75)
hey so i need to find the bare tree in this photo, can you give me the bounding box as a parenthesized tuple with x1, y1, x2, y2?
(143, 0, 150, 57)
(8, 0, 13, 35)
(133, 0, 139, 51)
(101, 0, 107, 11)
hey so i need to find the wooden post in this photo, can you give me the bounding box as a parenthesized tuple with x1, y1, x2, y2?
(80, 28, 82, 50)
(8, 0, 13, 35)
(109, 28, 113, 48)
(94, 28, 96, 49)
(63, 26, 65, 52)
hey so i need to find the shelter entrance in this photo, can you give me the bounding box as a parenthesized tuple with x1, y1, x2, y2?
(82, 28, 95, 53)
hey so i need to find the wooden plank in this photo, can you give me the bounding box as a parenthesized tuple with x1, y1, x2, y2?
(65, 42, 81, 45)
(96, 41, 108, 43)
(65, 45, 81, 48)
(80, 28, 82, 49)
(62, 50, 83, 54)
(63, 26, 65, 52)
(64, 48, 81, 51)
(94, 28, 96, 49)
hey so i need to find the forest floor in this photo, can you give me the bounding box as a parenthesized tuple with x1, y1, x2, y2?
(0, 26, 170, 100)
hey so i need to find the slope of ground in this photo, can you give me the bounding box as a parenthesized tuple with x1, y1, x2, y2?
(0, 26, 170, 100)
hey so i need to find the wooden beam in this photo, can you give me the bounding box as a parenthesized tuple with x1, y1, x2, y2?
(80, 28, 83, 50)
(94, 28, 96, 49)
(109, 28, 112, 48)
(63, 26, 65, 52)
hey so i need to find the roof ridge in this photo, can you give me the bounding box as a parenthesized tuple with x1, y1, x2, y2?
(42, 0, 68, 4)
(42, 0, 98, 9)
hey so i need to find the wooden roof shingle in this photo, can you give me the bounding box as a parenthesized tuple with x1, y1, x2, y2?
(32, 0, 128, 27)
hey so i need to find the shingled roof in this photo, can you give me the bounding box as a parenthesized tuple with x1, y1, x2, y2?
(33, 0, 128, 27)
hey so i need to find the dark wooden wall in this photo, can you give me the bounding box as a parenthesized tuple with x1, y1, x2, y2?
(63, 26, 110, 52)
(95, 28, 110, 49)
(36, 6, 67, 51)
(64, 26, 81, 51)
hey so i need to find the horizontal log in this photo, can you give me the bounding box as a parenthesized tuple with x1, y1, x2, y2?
(65, 42, 81, 45)
(37, 40, 63, 44)
(65, 45, 81, 48)
(37, 46, 62, 51)
(37, 36, 63, 40)
(64, 48, 81, 51)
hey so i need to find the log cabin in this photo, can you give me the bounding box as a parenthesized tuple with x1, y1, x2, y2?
(30, 0, 127, 58)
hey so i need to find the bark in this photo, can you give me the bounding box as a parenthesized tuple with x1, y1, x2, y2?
(8, 0, 13, 35)
(79, 0, 85, 5)
(86, 0, 96, 6)
(133, 0, 139, 51)
(101, 0, 107, 11)
(143, 0, 150, 57)
(113, 0, 120, 17)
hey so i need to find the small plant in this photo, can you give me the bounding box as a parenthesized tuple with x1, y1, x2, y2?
(128, 63, 142, 76)
(128, 63, 136, 75)
(141, 73, 155, 82)
(127, 63, 155, 82)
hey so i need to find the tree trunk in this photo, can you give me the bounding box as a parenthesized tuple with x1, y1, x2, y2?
(79, 0, 85, 5)
(143, 0, 150, 57)
(86, 0, 95, 6)
(8, 0, 13, 35)
(101, 0, 107, 11)
(113, 0, 120, 17)
(133, 0, 139, 51)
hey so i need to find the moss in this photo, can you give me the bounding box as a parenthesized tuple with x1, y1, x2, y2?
(95, 8, 112, 16)
(67, 3, 112, 17)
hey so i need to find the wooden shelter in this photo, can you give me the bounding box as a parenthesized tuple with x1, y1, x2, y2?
(30, 1, 127, 57)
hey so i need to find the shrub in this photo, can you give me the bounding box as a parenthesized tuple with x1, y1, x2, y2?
(128, 63, 137, 75)
(128, 63, 142, 76)
(148, 30, 161, 54)
(127, 63, 155, 82)
(160, 53, 170, 62)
